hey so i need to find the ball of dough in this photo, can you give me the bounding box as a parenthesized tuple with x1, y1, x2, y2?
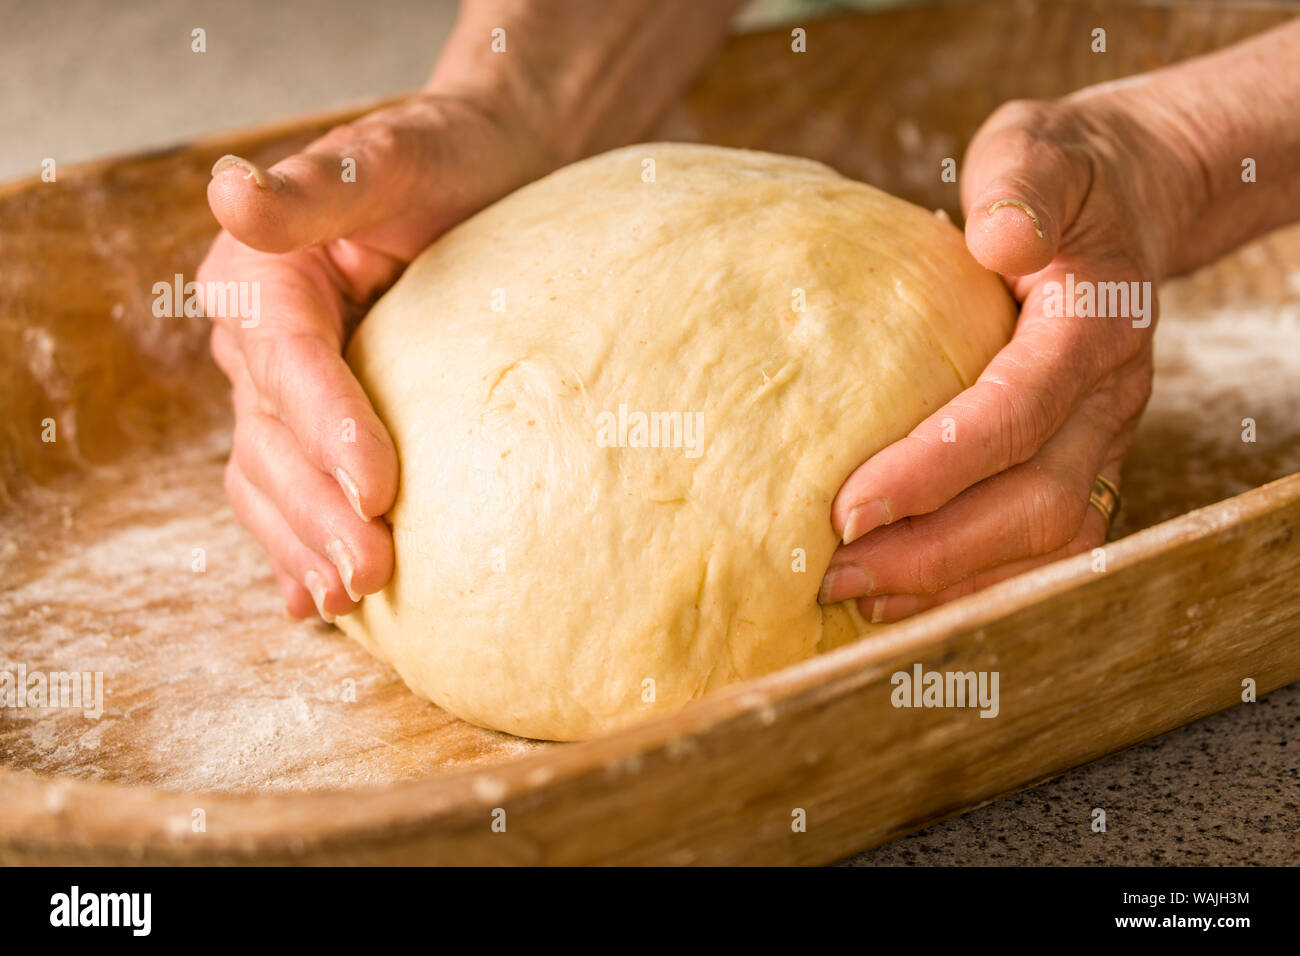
(338, 143, 1015, 741)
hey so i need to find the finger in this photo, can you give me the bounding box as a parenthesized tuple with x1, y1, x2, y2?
(222, 330, 392, 600)
(233, 402, 394, 600)
(214, 326, 308, 618)
(200, 240, 399, 524)
(239, 324, 399, 522)
(960, 99, 1092, 276)
(273, 563, 316, 619)
(224, 458, 355, 621)
(208, 120, 413, 254)
(833, 280, 1124, 545)
(201, 243, 396, 517)
(861, 475, 1115, 623)
(207, 97, 503, 259)
(209, 323, 245, 388)
(822, 393, 1121, 602)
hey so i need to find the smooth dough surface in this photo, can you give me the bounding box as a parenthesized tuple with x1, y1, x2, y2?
(339, 143, 1016, 740)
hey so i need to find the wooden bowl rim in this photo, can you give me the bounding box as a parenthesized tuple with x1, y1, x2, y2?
(4, 471, 1296, 857)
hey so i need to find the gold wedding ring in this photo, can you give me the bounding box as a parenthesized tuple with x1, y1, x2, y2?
(1088, 474, 1121, 533)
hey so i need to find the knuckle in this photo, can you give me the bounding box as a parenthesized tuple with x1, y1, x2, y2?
(232, 415, 274, 483)
(1098, 316, 1153, 367)
(243, 337, 279, 399)
(1121, 359, 1155, 414)
(1086, 364, 1154, 445)
(1022, 468, 1085, 555)
(911, 533, 955, 595)
(1067, 523, 1103, 556)
(245, 333, 339, 450)
(989, 379, 1055, 472)
(286, 479, 343, 546)
(195, 235, 230, 288)
(244, 335, 299, 418)
(222, 458, 243, 505)
(1023, 131, 1077, 180)
(344, 118, 406, 167)
(888, 433, 946, 515)
(233, 423, 326, 550)
(984, 101, 1074, 168)
(988, 98, 1052, 131)
(208, 326, 240, 378)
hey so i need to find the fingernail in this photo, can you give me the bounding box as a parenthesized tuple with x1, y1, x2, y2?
(325, 539, 361, 602)
(819, 564, 874, 604)
(872, 594, 921, 623)
(987, 198, 1044, 238)
(842, 498, 892, 545)
(334, 467, 368, 521)
(211, 153, 273, 188)
(303, 569, 335, 624)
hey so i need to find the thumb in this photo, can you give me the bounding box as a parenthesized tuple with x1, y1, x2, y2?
(206, 97, 511, 256)
(959, 101, 1090, 277)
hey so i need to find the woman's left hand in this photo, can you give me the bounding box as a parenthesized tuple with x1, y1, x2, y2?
(819, 92, 1205, 622)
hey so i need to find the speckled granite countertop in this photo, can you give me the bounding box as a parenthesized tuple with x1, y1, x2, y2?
(844, 682, 1299, 865)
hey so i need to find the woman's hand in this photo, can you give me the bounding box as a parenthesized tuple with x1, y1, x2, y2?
(819, 92, 1203, 621)
(821, 16, 1300, 622)
(200, 0, 740, 620)
(200, 92, 556, 621)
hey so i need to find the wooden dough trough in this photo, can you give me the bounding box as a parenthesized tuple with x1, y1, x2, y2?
(2, 0, 1298, 864)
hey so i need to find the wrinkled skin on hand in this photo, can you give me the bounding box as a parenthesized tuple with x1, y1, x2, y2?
(199, 92, 555, 619)
(820, 94, 1205, 622)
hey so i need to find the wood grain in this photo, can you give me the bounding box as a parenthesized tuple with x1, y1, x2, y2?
(4, 473, 1298, 864)
(2, 0, 1298, 864)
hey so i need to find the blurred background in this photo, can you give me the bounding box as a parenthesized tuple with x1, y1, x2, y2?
(0, 0, 914, 183)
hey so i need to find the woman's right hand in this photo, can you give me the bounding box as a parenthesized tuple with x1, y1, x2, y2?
(198, 0, 741, 621)
(199, 90, 560, 622)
